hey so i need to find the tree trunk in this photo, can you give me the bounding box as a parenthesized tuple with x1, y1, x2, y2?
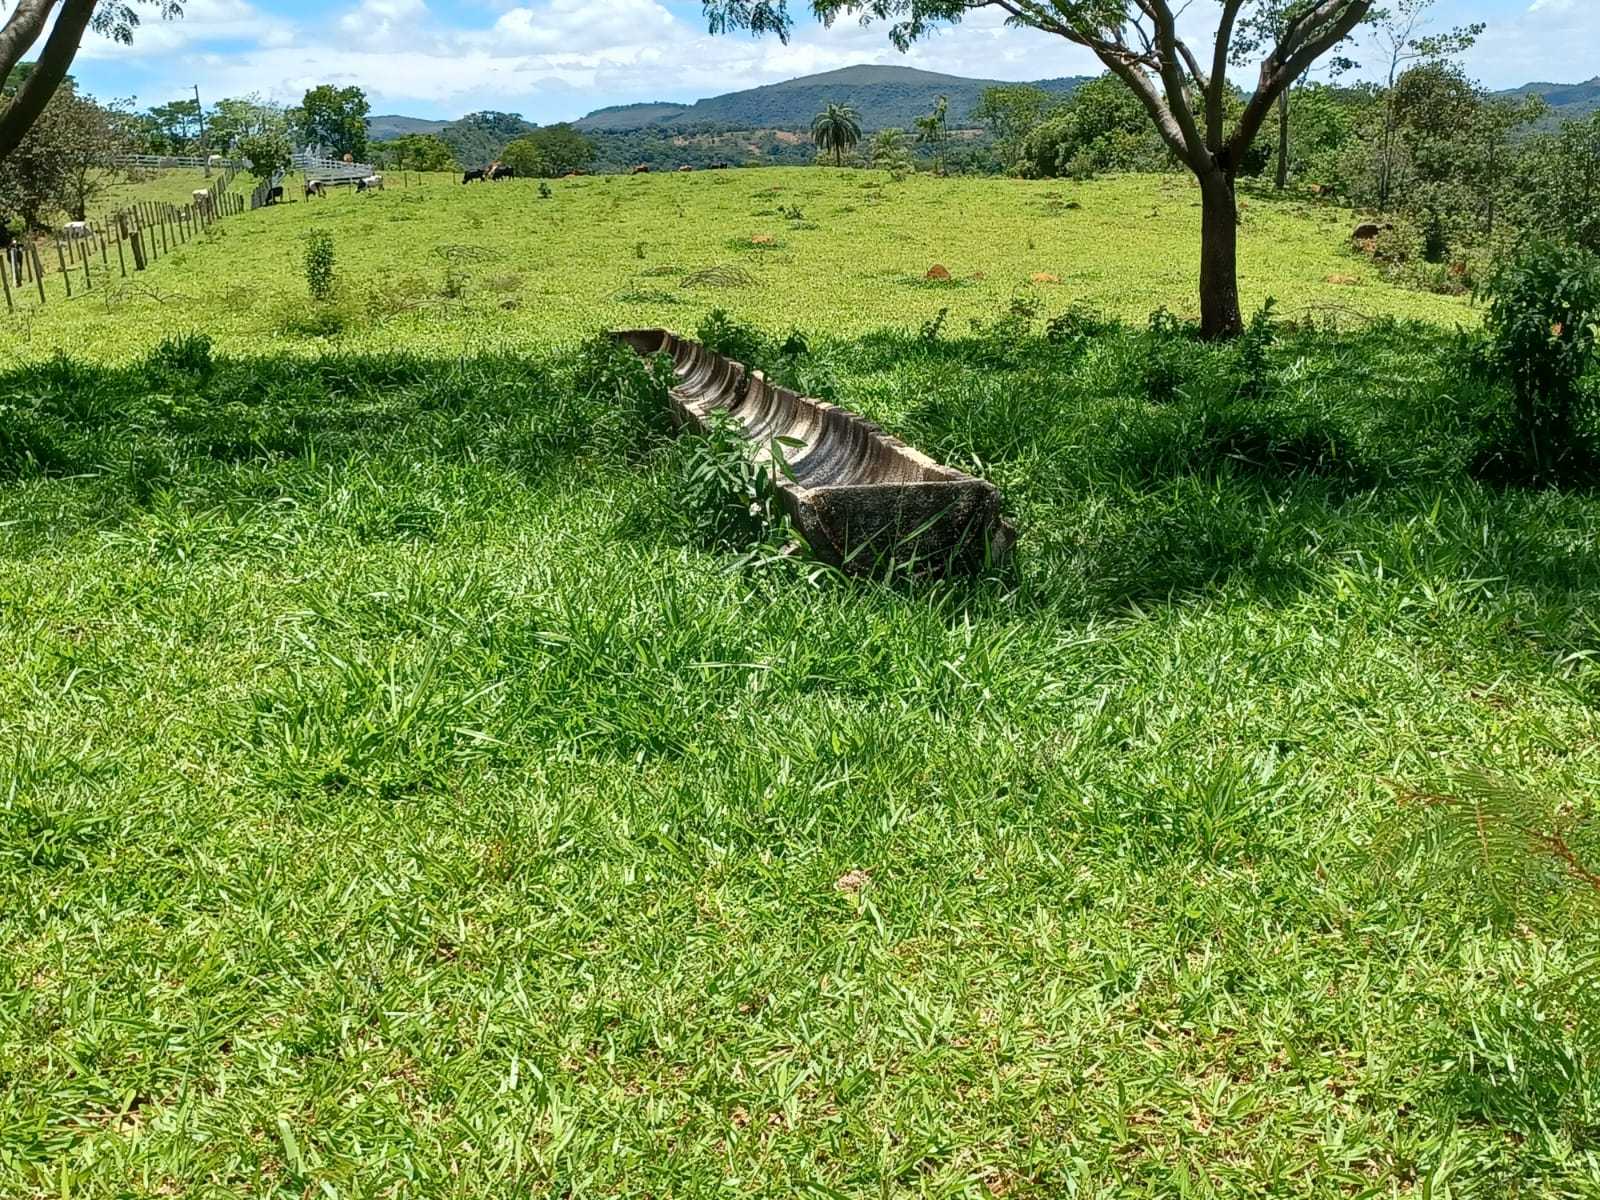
(0, 0, 95, 164)
(1199, 171, 1242, 340)
(1275, 91, 1290, 190)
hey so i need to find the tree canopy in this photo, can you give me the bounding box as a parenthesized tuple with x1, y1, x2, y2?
(381, 133, 457, 173)
(297, 85, 370, 161)
(500, 125, 597, 177)
(811, 103, 863, 166)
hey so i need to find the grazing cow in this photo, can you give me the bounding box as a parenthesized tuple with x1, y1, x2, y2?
(192, 188, 215, 214)
(207, 154, 223, 168)
(631, 164, 651, 175)
(267, 185, 284, 205)
(305, 180, 326, 199)
(356, 174, 384, 193)
(678, 164, 694, 172)
(491, 165, 515, 181)
(463, 168, 487, 184)
(63, 220, 92, 238)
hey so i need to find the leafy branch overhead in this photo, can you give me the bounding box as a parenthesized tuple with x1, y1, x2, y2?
(0, 0, 182, 163)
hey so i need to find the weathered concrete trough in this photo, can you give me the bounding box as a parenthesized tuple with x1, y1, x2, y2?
(614, 328, 1014, 572)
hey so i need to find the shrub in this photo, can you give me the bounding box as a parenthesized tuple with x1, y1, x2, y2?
(1233, 299, 1279, 403)
(674, 410, 792, 553)
(573, 334, 674, 457)
(1142, 307, 1194, 403)
(144, 334, 215, 391)
(304, 230, 336, 303)
(1481, 239, 1600, 482)
(696, 308, 765, 367)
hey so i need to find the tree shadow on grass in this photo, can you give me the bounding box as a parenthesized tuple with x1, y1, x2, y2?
(1, 324, 1596, 652)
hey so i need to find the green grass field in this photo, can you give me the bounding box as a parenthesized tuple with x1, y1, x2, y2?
(4, 168, 1469, 361)
(100, 167, 224, 213)
(2, 168, 1597, 1198)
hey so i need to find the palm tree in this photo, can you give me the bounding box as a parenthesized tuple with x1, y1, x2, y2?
(811, 103, 862, 167)
(914, 95, 950, 176)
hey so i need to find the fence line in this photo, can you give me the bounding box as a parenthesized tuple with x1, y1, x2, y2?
(114, 153, 244, 171)
(293, 151, 375, 182)
(3, 153, 394, 313)
(3, 169, 252, 312)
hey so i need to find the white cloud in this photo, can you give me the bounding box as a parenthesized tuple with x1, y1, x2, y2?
(76, 0, 296, 61)
(338, 0, 433, 49)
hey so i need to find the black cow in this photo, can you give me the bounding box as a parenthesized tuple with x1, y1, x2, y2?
(491, 165, 515, 181)
(463, 168, 487, 184)
(267, 185, 284, 205)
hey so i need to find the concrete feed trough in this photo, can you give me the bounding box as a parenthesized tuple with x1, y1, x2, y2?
(614, 328, 1014, 572)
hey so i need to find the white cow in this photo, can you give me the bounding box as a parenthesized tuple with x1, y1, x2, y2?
(356, 174, 384, 192)
(207, 154, 224, 168)
(62, 220, 91, 238)
(193, 189, 215, 214)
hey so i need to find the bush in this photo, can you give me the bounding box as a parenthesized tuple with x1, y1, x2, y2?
(144, 334, 215, 391)
(1481, 239, 1600, 483)
(573, 334, 674, 457)
(695, 308, 766, 367)
(673, 410, 791, 554)
(304, 230, 336, 304)
(238, 133, 292, 183)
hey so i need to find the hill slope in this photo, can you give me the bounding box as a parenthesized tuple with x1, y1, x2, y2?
(1494, 76, 1600, 129)
(368, 114, 451, 140)
(573, 65, 1089, 132)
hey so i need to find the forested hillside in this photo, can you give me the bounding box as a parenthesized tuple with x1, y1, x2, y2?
(1495, 76, 1600, 128)
(571, 65, 1088, 132)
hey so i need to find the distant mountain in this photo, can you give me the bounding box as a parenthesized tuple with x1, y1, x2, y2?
(571, 65, 1090, 132)
(368, 114, 451, 140)
(1494, 77, 1600, 129)
(577, 102, 691, 131)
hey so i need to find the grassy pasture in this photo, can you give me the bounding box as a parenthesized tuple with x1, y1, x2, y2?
(2, 169, 1597, 1197)
(1, 168, 1469, 361)
(100, 167, 220, 212)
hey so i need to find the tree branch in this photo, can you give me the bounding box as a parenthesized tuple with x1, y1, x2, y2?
(1230, 0, 1371, 161)
(0, 0, 95, 163)
(0, 0, 58, 84)
(1208, 0, 1245, 151)
(1148, 0, 1208, 170)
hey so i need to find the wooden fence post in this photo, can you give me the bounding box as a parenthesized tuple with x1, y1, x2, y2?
(81, 240, 91, 290)
(120, 211, 145, 272)
(115, 224, 127, 277)
(1, 251, 13, 313)
(55, 240, 72, 297)
(30, 243, 44, 302)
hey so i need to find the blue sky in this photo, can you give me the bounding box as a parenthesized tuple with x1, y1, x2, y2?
(63, 0, 1600, 123)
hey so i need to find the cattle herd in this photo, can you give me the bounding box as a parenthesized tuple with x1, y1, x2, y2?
(294, 175, 384, 201)
(462, 164, 516, 184)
